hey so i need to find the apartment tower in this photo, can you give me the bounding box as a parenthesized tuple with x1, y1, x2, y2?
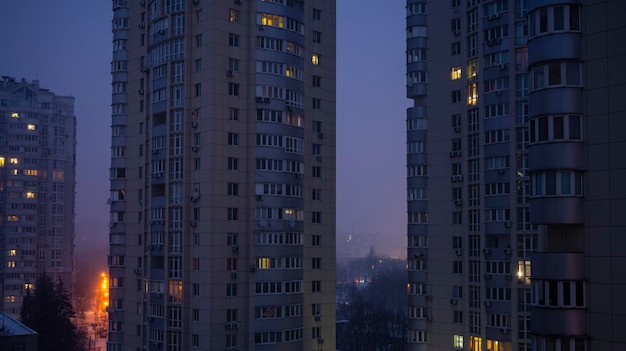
(0, 77, 76, 317)
(406, 0, 625, 350)
(108, 1, 336, 351)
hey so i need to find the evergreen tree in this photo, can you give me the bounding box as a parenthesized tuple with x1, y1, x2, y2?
(20, 274, 85, 351)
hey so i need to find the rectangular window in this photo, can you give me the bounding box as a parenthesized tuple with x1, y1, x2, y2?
(312, 30, 321, 43)
(312, 8, 321, 20)
(228, 208, 239, 221)
(228, 83, 239, 96)
(229, 33, 240, 47)
(229, 9, 240, 22)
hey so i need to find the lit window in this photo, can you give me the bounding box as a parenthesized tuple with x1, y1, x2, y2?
(454, 335, 464, 348)
(7, 215, 19, 222)
(27, 124, 36, 131)
(26, 192, 35, 199)
(311, 54, 320, 65)
(467, 58, 478, 80)
(229, 9, 239, 22)
(467, 83, 478, 106)
(8, 249, 16, 256)
(451, 67, 462, 80)
(10, 158, 18, 164)
(11, 112, 19, 118)
(5, 295, 16, 302)
(7, 261, 16, 268)
(261, 13, 284, 28)
(24, 283, 33, 290)
(0, 157, 4, 167)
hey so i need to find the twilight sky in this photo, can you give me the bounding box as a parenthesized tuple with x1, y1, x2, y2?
(0, 1, 409, 260)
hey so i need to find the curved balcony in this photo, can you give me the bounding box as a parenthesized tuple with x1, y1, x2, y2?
(528, 87, 582, 117)
(531, 308, 586, 336)
(528, 32, 582, 66)
(531, 252, 584, 280)
(528, 142, 584, 170)
(530, 196, 583, 224)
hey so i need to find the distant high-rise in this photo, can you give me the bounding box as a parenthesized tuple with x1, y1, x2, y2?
(108, 1, 336, 350)
(0, 76, 76, 317)
(405, 1, 625, 350)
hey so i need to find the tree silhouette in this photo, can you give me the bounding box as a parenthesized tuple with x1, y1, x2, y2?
(20, 274, 86, 351)
(337, 258, 407, 351)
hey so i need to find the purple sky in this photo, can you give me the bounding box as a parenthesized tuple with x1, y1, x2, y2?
(0, 1, 409, 260)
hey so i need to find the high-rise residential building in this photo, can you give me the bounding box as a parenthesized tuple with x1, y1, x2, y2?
(0, 77, 77, 317)
(108, 1, 336, 350)
(405, 1, 625, 350)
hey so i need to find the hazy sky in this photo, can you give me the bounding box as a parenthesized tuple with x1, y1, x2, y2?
(0, 1, 409, 260)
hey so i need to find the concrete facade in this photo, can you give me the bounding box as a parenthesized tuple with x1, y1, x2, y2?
(406, 1, 625, 350)
(107, 1, 336, 350)
(0, 77, 76, 318)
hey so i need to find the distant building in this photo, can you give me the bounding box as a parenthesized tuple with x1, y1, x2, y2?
(0, 77, 76, 317)
(406, 1, 626, 350)
(107, 1, 336, 351)
(0, 311, 38, 351)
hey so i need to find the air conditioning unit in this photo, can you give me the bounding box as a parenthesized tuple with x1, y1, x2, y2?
(256, 97, 264, 103)
(483, 248, 491, 255)
(455, 249, 462, 256)
(158, 29, 165, 35)
(495, 90, 503, 96)
(498, 64, 506, 70)
(256, 195, 263, 201)
(427, 316, 433, 322)
(226, 70, 233, 77)
(231, 272, 238, 279)
(192, 146, 199, 152)
(232, 246, 239, 254)
(504, 248, 512, 255)
(314, 315, 321, 321)
(450, 299, 458, 305)
(258, 25, 265, 30)
(453, 30, 460, 36)
(318, 133, 324, 139)
(139, 22, 145, 28)
(317, 338, 324, 344)
(250, 265, 257, 272)
(501, 328, 509, 334)
(454, 126, 462, 133)
(138, 89, 144, 95)
(152, 149, 158, 154)
(191, 120, 199, 128)
(316, 156, 322, 161)
(504, 221, 511, 228)
(264, 97, 270, 103)
(133, 268, 142, 275)
(454, 199, 462, 206)
(484, 300, 492, 307)
(449, 151, 456, 157)
(498, 168, 505, 174)
(190, 220, 197, 227)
